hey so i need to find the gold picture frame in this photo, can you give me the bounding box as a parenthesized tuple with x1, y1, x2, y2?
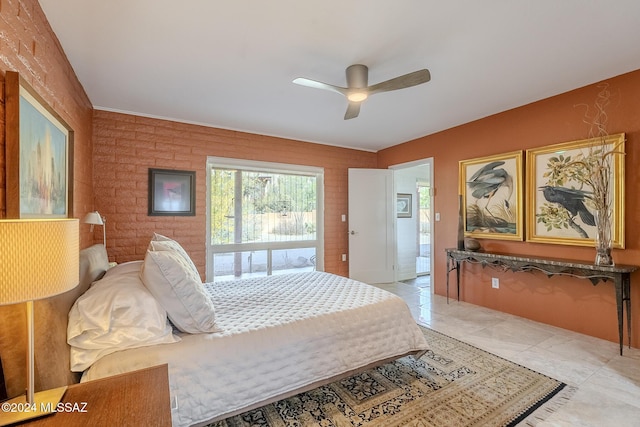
(525, 133, 625, 247)
(459, 151, 523, 241)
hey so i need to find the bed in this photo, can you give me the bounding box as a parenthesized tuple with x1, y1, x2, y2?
(1, 239, 428, 427)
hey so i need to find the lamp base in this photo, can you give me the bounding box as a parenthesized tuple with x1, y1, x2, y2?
(0, 386, 67, 426)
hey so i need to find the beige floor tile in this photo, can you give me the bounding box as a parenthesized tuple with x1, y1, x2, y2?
(374, 280, 640, 426)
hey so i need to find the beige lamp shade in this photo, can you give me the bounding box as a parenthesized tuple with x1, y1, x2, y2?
(0, 219, 79, 305)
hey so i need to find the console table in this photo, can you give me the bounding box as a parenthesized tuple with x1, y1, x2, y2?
(445, 248, 637, 355)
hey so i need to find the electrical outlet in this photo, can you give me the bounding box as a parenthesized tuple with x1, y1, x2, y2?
(342, 254, 347, 261)
(491, 277, 499, 289)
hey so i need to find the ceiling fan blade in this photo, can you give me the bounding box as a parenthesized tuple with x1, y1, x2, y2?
(368, 69, 431, 95)
(344, 102, 361, 120)
(293, 77, 347, 96)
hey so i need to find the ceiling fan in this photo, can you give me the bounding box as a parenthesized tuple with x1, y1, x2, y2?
(293, 64, 431, 120)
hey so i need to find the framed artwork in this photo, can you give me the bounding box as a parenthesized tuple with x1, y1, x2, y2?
(459, 151, 523, 240)
(397, 193, 412, 218)
(526, 134, 625, 247)
(148, 168, 196, 216)
(5, 71, 74, 218)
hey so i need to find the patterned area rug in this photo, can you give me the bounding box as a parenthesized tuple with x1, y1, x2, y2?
(209, 326, 573, 427)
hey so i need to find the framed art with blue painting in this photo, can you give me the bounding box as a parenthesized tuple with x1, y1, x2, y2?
(5, 71, 73, 218)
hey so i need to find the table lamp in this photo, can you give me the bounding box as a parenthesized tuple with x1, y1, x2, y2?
(0, 219, 79, 425)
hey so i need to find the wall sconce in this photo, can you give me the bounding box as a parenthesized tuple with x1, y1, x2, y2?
(83, 211, 106, 247)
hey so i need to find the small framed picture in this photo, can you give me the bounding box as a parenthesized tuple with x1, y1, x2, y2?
(397, 193, 412, 218)
(148, 168, 196, 216)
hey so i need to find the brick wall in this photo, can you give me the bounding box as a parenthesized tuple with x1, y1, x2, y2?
(92, 110, 377, 277)
(0, 0, 94, 247)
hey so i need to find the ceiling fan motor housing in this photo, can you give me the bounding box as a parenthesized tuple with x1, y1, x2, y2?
(346, 64, 369, 88)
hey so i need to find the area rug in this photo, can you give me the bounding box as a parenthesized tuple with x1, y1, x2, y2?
(208, 326, 574, 427)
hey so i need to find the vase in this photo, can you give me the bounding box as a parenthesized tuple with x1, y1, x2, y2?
(464, 237, 481, 251)
(457, 195, 465, 250)
(594, 209, 614, 266)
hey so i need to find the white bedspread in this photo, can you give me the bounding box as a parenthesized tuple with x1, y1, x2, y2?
(82, 272, 428, 427)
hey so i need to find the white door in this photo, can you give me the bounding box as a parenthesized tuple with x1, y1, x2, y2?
(348, 168, 395, 283)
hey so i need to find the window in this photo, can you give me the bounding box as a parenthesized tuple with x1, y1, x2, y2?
(206, 157, 324, 281)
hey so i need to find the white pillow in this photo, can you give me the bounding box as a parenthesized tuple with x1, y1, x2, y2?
(150, 233, 202, 277)
(140, 248, 218, 334)
(102, 260, 145, 279)
(68, 261, 180, 372)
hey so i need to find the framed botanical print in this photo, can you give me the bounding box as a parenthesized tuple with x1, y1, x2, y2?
(459, 151, 523, 240)
(5, 71, 74, 218)
(526, 134, 625, 247)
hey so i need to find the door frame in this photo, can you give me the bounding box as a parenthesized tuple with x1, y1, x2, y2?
(389, 158, 434, 293)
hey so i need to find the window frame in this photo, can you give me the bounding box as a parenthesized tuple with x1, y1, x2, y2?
(205, 156, 324, 281)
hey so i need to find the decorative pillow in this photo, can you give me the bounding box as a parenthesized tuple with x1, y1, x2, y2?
(140, 248, 217, 334)
(68, 261, 180, 372)
(149, 233, 201, 276)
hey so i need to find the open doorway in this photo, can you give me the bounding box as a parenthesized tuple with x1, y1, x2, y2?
(416, 181, 431, 276)
(390, 158, 433, 291)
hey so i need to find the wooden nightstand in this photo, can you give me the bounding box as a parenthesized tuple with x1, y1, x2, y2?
(18, 364, 171, 426)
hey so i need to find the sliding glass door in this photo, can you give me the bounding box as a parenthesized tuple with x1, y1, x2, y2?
(206, 157, 324, 281)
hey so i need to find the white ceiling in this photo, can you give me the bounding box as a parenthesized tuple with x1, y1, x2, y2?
(39, 0, 640, 152)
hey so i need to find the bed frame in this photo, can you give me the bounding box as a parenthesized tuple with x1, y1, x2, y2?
(0, 244, 110, 398)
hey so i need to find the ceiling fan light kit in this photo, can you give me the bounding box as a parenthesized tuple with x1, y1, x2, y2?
(347, 91, 368, 102)
(293, 64, 431, 120)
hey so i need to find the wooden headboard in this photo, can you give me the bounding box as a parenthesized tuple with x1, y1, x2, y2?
(0, 244, 109, 398)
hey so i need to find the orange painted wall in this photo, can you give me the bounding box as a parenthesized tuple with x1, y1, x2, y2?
(92, 110, 377, 277)
(378, 70, 640, 347)
(0, 0, 95, 248)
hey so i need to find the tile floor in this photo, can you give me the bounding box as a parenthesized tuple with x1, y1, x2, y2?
(374, 278, 640, 426)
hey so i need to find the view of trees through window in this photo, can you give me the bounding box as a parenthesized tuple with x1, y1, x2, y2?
(210, 169, 316, 244)
(208, 164, 321, 280)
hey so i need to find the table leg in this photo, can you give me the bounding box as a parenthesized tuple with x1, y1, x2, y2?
(446, 255, 451, 303)
(623, 273, 632, 351)
(455, 260, 460, 301)
(445, 255, 460, 304)
(615, 276, 624, 356)
(447, 254, 454, 304)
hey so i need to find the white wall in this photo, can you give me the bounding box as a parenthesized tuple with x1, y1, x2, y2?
(393, 162, 431, 282)
(395, 170, 418, 281)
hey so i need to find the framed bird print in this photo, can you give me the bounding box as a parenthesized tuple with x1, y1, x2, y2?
(459, 151, 523, 241)
(525, 134, 625, 247)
